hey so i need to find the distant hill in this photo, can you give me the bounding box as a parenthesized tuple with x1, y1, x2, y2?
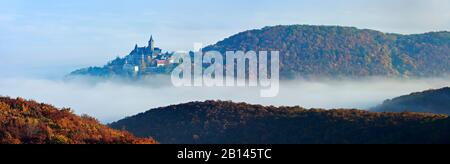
(0, 97, 157, 144)
(204, 25, 450, 78)
(373, 87, 450, 114)
(110, 101, 450, 144)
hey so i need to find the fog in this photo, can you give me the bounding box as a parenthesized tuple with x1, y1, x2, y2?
(0, 76, 448, 123)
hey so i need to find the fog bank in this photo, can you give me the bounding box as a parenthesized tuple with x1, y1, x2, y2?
(0, 76, 448, 123)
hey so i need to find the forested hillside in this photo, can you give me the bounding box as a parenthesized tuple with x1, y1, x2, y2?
(0, 97, 157, 144)
(373, 87, 450, 114)
(111, 100, 450, 144)
(204, 25, 450, 78)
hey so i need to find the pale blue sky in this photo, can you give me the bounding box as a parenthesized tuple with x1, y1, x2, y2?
(1, 0, 449, 78)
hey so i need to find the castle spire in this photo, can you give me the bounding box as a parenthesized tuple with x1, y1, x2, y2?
(149, 35, 155, 51)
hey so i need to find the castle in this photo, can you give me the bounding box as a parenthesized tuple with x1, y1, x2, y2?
(122, 36, 175, 74)
(70, 35, 178, 77)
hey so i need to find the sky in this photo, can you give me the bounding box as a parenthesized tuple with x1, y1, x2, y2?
(0, 0, 450, 78)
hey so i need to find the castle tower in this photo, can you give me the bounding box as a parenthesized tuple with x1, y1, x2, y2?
(148, 35, 155, 52)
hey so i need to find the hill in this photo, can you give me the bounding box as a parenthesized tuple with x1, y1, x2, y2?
(203, 25, 450, 78)
(110, 100, 450, 144)
(0, 96, 157, 144)
(373, 87, 450, 114)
